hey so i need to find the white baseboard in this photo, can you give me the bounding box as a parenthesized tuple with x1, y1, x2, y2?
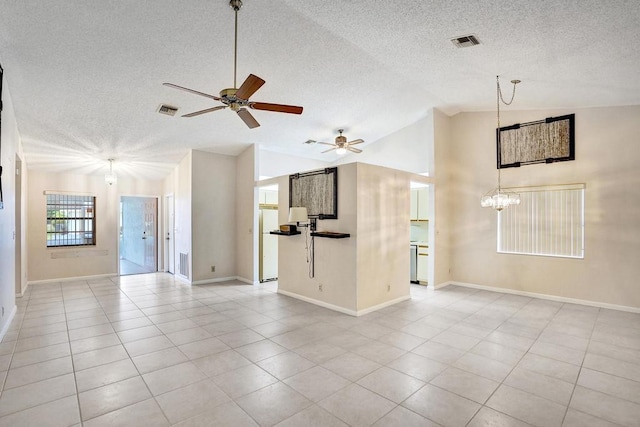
(27, 273, 117, 286)
(16, 282, 29, 298)
(356, 295, 412, 316)
(277, 290, 412, 317)
(277, 290, 358, 316)
(0, 305, 17, 343)
(190, 276, 239, 285)
(432, 281, 453, 290)
(450, 281, 640, 313)
(235, 276, 259, 285)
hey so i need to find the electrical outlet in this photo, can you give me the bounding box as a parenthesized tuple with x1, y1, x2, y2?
(211, 266, 216, 272)
(318, 283, 323, 292)
(387, 284, 391, 292)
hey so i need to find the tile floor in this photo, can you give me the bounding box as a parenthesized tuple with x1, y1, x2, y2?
(0, 273, 639, 426)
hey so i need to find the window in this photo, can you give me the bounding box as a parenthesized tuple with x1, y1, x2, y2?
(46, 194, 96, 247)
(498, 184, 584, 258)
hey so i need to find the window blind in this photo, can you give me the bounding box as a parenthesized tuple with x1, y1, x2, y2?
(498, 184, 584, 258)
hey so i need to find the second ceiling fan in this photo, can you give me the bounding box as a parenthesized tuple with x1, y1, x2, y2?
(317, 129, 364, 154)
(163, 0, 303, 129)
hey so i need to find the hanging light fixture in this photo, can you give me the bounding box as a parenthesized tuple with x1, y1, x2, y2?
(105, 159, 117, 186)
(481, 76, 521, 211)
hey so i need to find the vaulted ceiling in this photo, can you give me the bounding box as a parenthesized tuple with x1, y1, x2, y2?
(1, 0, 639, 180)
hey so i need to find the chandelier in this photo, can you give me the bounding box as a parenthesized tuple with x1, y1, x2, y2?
(480, 76, 521, 211)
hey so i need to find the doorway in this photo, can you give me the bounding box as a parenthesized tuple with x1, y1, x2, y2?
(164, 194, 175, 274)
(15, 155, 23, 295)
(119, 196, 158, 275)
(259, 185, 278, 282)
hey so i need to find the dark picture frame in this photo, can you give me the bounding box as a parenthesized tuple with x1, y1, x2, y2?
(498, 113, 575, 169)
(289, 167, 338, 219)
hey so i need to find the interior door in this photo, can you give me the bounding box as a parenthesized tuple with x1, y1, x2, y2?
(120, 196, 157, 275)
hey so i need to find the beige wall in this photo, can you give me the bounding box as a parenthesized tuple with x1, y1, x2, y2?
(433, 108, 453, 286)
(356, 163, 411, 310)
(235, 145, 257, 283)
(173, 152, 192, 279)
(26, 171, 162, 282)
(278, 162, 412, 315)
(191, 150, 236, 282)
(447, 106, 640, 308)
(277, 164, 358, 312)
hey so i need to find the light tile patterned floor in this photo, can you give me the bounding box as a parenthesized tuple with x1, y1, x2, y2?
(0, 273, 639, 426)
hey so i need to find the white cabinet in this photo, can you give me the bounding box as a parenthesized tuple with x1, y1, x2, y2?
(410, 189, 419, 220)
(410, 188, 429, 221)
(259, 189, 278, 205)
(417, 188, 429, 220)
(417, 244, 429, 284)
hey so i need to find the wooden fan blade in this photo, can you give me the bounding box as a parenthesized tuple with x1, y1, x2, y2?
(235, 74, 266, 100)
(321, 147, 337, 153)
(182, 105, 227, 117)
(163, 83, 221, 101)
(250, 102, 303, 115)
(347, 147, 362, 153)
(347, 139, 364, 145)
(316, 141, 335, 146)
(237, 108, 260, 129)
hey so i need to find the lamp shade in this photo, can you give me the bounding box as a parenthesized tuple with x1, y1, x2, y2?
(288, 207, 308, 223)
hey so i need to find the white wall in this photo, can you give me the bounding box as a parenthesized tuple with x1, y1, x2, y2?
(26, 171, 162, 282)
(258, 149, 330, 179)
(191, 150, 236, 282)
(336, 113, 433, 175)
(235, 145, 257, 283)
(0, 71, 23, 337)
(447, 106, 640, 308)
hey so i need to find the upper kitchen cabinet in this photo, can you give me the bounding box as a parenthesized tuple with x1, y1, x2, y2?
(410, 187, 429, 221)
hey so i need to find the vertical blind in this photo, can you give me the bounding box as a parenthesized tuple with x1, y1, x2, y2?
(498, 184, 585, 258)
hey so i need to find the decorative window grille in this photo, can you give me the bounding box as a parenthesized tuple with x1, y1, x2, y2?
(46, 194, 96, 247)
(498, 184, 584, 258)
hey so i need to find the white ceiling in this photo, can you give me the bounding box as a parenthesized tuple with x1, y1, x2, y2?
(1, 0, 639, 180)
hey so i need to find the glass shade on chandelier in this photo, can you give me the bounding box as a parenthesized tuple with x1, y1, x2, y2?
(480, 188, 520, 211)
(105, 159, 117, 186)
(336, 147, 347, 155)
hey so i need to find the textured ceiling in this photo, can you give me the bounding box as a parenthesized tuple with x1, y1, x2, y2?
(1, 0, 639, 180)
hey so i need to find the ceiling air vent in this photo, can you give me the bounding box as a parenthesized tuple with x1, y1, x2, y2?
(451, 34, 481, 48)
(157, 104, 179, 116)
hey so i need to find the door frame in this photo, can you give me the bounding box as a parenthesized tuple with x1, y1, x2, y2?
(164, 193, 175, 274)
(15, 154, 23, 296)
(117, 194, 159, 276)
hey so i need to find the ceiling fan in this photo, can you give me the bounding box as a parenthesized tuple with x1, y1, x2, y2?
(162, 0, 303, 129)
(317, 129, 364, 155)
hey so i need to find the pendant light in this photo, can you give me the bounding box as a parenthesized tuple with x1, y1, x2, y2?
(105, 159, 117, 186)
(480, 76, 521, 211)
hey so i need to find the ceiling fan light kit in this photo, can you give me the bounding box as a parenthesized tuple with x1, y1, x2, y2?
(162, 0, 303, 128)
(316, 129, 365, 155)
